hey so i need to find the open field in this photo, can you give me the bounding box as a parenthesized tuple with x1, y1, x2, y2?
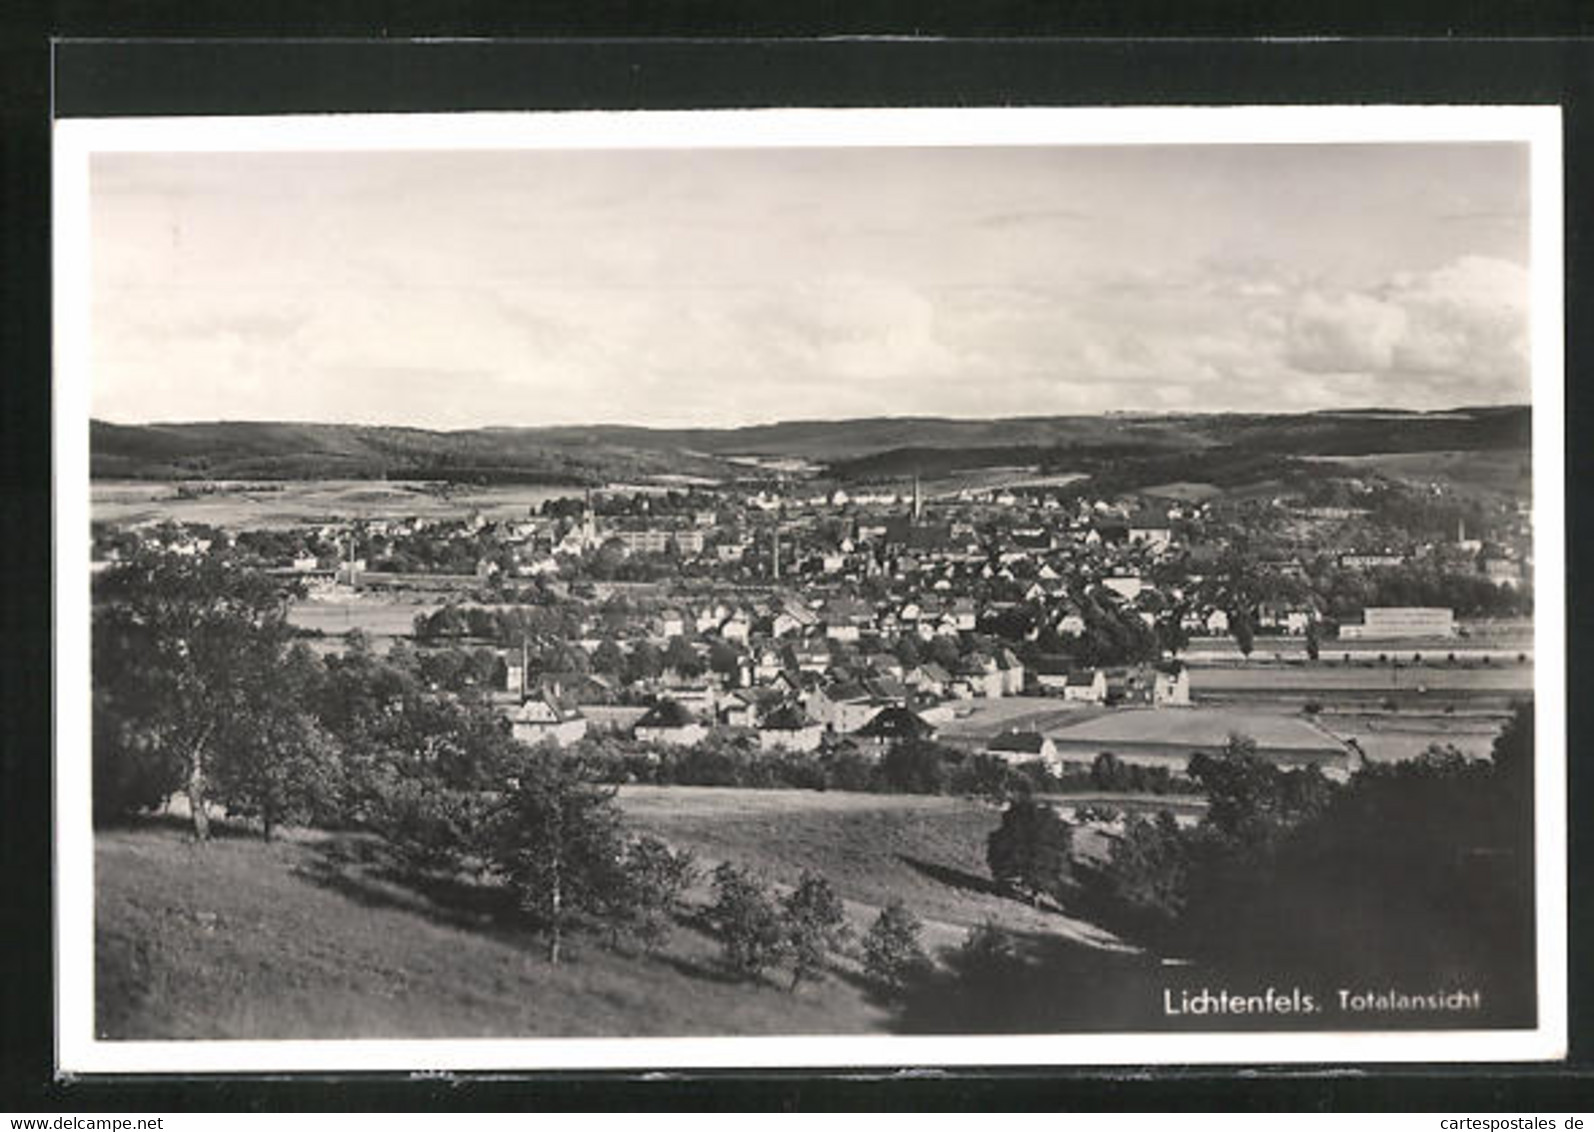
(93, 479, 587, 530)
(1317, 711, 1505, 764)
(932, 697, 1096, 743)
(1049, 706, 1338, 751)
(287, 596, 440, 639)
(1300, 448, 1531, 497)
(1189, 662, 1533, 698)
(616, 786, 1124, 951)
(1191, 661, 1533, 692)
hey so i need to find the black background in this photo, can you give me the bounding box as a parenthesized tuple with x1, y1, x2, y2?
(2, 8, 1592, 1112)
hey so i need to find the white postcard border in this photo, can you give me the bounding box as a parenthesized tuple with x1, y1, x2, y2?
(53, 105, 1567, 1073)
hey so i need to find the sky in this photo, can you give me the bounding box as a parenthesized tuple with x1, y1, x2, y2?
(88, 141, 1533, 429)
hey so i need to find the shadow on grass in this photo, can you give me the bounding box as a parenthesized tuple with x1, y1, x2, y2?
(895, 853, 1005, 899)
(292, 836, 520, 940)
(888, 924, 1166, 1034)
(103, 811, 268, 843)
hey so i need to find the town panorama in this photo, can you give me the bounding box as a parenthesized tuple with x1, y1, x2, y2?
(87, 404, 1538, 1040)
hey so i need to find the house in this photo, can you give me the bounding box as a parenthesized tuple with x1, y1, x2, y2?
(853, 705, 937, 748)
(771, 611, 805, 638)
(666, 683, 718, 717)
(1031, 655, 1077, 692)
(821, 597, 874, 641)
(721, 687, 784, 729)
(717, 611, 752, 644)
(1101, 575, 1144, 602)
(510, 693, 589, 748)
(793, 641, 833, 674)
(658, 608, 686, 638)
(1127, 511, 1174, 551)
(757, 702, 825, 753)
(1204, 608, 1231, 634)
(959, 653, 1005, 699)
(633, 699, 708, 746)
(752, 647, 787, 683)
(807, 681, 882, 734)
(985, 730, 1059, 770)
(905, 662, 954, 697)
(1152, 662, 1191, 706)
(1484, 558, 1522, 588)
(1258, 603, 1312, 635)
(1063, 669, 1108, 703)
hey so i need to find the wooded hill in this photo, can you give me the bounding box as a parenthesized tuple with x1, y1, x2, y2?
(91, 405, 1529, 486)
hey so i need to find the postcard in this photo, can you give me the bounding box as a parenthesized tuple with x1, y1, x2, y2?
(53, 105, 1566, 1071)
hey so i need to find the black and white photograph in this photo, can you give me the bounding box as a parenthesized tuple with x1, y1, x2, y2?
(52, 107, 1566, 1072)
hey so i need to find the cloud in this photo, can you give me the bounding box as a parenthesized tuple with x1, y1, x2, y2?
(1286, 292, 1409, 374)
(1283, 256, 1529, 392)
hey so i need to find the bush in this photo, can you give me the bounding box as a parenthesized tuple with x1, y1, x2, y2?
(782, 871, 851, 990)
(599, 836, 698, 953)
(1303, 700, 1323, 715)
(861, 900, 932, 994)
(708, 863, 789, 980)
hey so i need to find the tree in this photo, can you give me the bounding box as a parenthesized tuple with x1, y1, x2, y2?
(1231, 608, 1255, 658)
(878, 739, 950, 794)
(986, 798, 1073, 905)
(482, 758, 627, 964)
(664, 636, 703, 678)
(1304, 620, 1321, 662)
(92, 550, 306, 839)
(862, 899, 931, 993)
(598, 836, 698, 953)
(1156, 615, 1191, 658)
(1187, 735, 1335, 850)
(708, 862, 789, 980)
(782, 871, 851, 990)
(926, 634, 962, 671)
(211, 642, 340, 840)
(1090, 751, 1127, 792)
(707, 640, 743, 680)
(625, 640, 663, 684)
(590, 638, 626, 679)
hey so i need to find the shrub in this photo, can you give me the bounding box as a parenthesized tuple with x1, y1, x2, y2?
(861, 900, 932, 993)
(599, 836, 698, 954)
(708, 862, 789, 980)
(1303, 700, 1323, 715)
(782, 871, 851, 990)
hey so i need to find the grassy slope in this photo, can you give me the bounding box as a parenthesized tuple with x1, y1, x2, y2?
(95, 790, 1126, 1041)
(616, 787, 1122, 950)
(95, 823, 886, 1041)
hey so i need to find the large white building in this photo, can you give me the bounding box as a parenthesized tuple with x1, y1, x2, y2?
(1339, 607, 1455, 640)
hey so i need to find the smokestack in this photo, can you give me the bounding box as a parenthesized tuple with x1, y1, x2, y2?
(912, 474, 922, 523)
(772, 526, 781, 581)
